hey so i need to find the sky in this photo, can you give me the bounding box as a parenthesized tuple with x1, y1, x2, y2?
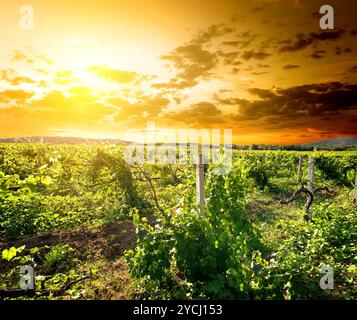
(0, 0, 356, 145)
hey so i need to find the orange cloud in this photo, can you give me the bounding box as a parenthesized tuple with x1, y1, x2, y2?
(0, 89, 34, 103)
(87, 66, 138, 83)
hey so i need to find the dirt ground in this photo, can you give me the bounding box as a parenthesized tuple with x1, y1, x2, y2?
(0, 220, 138, 299)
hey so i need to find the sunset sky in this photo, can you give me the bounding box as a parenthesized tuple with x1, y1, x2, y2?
(0, 0, 356, 144)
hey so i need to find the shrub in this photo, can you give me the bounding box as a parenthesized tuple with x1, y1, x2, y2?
(252, 202, 356, 299)
(43, 244, 75, 271)
(126, 164, 262, 299)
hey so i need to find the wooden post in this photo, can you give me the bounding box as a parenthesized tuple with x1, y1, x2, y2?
(297, 154, 302, 183)
(307, 156, 315, 221)
(261, 153, 266, 169)
(196, 153, 205, 215)
(307, 156, 315, 191)
(353, 169, 357, 203)
(261, 153, 266, 183)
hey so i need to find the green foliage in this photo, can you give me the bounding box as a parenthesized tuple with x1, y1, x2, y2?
(315, 153, 357, 186)
(126, 164, 262, 299)
(0, 144, 356, 300)
(237, 153, 269, 190)
(0, 143, 151, 239)
(0, 244, 87, 298)
(0, 192, 123, 238)
(252, 202, 356, 299)
(43, 244, 76, 271)
(2, 246, 25, 261)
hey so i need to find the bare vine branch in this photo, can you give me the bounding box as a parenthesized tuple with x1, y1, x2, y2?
(280, 181, 336, 221)
(132, 163, 163, 213)
(0, 275, 91, 299)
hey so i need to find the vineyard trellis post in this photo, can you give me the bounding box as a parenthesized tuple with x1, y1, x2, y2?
(354, 169, 357, 203)
(196, 153, 205, 215)
(297, 154, 302, 183)
(307, 156, 315, 220)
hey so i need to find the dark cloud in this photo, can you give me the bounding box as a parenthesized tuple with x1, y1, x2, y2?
(252, 71, 268, 75)
(216, 82, 357, 126)
(221, 31, 258, 49)
(283, 64, 300, 70)
(157, 29, 224, 89)
(248, 88, 276, 99)
(222, 40, 242, 47)
(160, 42, 215, 88)
(335, 47, 342, 55)
(257, 64, 270, 68)
(310, 29, 346, 41)
(279, 33, 313, 52)
(192, 24, 235, 45)
(155, 24, 241, 90)
(310, 50, 326, 59)
(251, 5, 266, 13)
(335, 47, 352, 56)
(167, 102, 224, 126)
(347, 66, 357, 73)
(153, 25, 269, 90)
(241, 50, 271, 60)
(251, 0, 277, 13)
(261, 19, 285, 27)
(217, 50, 241, 65)
(279, 29, 346, 53)
(151, 80, 198, 90)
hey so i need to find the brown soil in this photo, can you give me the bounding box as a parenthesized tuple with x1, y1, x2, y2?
(0, 220, 138, 299)
(0, 220, 137, 257)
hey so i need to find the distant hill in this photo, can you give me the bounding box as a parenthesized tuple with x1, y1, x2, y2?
(1, 136, 356, 149)
(0, 136, 130, 145)
(301, 137, 357, 147)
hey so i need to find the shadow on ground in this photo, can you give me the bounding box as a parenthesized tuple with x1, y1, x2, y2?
(0, 220, 137, 259)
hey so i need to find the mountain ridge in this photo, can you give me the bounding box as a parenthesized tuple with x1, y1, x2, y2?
(0, 136, 130, 145)
(301, 137, 357, 147)
(0, 136, 356, 147)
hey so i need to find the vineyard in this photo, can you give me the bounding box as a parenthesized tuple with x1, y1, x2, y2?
(0, 143, 356, 300)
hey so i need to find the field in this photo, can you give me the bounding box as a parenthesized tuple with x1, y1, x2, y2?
(0, 143, 356, 300)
